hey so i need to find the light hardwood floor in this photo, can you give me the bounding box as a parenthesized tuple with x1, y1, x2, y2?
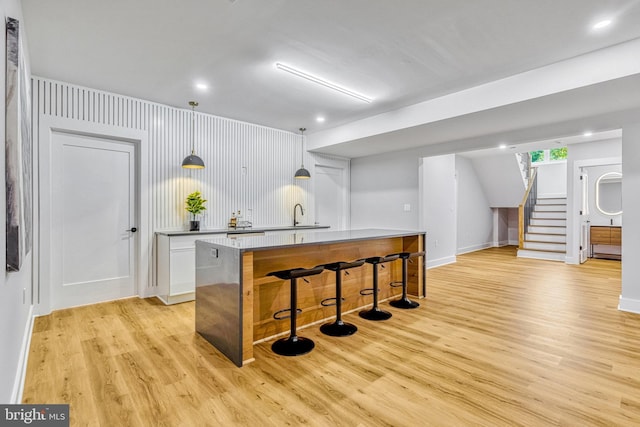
(23, 247, 640, 426)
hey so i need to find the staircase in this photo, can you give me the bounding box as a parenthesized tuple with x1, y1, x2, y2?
(517, 197, 567, 261)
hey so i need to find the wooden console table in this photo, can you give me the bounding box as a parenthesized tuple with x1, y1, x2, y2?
(590, 225, 621, 259)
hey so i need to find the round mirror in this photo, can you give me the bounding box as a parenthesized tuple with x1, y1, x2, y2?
(595, 172, 622, 216)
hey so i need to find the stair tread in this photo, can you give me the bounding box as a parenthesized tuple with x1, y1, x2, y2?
(524, 239, 566, 243)
(526, 232, 567, 236)
(532, 218, 567, 220)
(518, 247, 566, 254)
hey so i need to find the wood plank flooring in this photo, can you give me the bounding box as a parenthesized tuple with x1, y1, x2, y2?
(22, 247, 640, 426)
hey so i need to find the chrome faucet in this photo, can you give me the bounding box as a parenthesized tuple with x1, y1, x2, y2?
(293, 203, 304, 226)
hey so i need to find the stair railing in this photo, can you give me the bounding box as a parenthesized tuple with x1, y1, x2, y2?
(518, 168, 538, 249)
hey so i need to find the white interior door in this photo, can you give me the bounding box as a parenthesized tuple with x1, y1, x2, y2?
(579, 170, 589, 263)
(315, 165, 346, 230)
(51, 131, 136, 309)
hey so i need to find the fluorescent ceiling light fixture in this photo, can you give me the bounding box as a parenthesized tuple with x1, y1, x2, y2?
(593, 19, 612, 30)
(583, 131, 593, 137)
(195, 82, 209, 90)
(316, 116, 326, 123)
(275, 62, 373, 103)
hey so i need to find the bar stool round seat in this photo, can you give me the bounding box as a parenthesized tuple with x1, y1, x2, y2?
(359, 254, 399, 321)
(388, 251, 425, 309)
(267, 265, 325, 356)
(319, 260, 365, 337)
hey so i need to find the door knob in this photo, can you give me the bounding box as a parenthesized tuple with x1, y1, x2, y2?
(127, 227, 138, 233)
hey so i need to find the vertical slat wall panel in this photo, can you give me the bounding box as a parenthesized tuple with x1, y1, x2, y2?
(33, 76, 317, 232)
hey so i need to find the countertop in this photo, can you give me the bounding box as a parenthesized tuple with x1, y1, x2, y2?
(197, 228, 425, 252)
(155, 225, 330, 236)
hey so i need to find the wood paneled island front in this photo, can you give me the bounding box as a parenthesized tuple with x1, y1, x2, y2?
(195, 229, 426, 366)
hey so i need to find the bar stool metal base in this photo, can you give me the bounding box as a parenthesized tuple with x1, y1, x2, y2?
(359, 307, 392, 321)
(389, 297, 420, 309)
(320, 320, 358, 337)
(271, 336, 315, 356)
(387, 251, 424, 310)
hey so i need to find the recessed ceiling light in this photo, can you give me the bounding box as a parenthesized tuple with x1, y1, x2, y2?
(195, 82, 209, 91)
(275, 62, 373, 103)
(498, 143, 507, 149)
(316, 116, 325, 123)
(583, 131, 593, 137)
(592, 19, 612, 30)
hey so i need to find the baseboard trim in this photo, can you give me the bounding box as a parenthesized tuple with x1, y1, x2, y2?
(11, 305, 34, 404)
(457, 242, 492, 255)
(427, 256, 457, 269)
(156, 292, 195, 305)
(492, 240, 510, 247)
(618, 296, 640, 314)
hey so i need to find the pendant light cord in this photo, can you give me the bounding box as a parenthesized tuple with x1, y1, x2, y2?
(190, 101, 198, 155)
(189, 101, 198, 156)
(299, 127, 306, 167)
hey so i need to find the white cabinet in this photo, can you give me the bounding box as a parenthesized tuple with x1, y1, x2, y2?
(155, 232, 225, 304)
(154, 226, 329, 305)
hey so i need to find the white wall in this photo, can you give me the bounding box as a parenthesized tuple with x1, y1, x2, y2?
(536, 162, 567, 198)
(420, 155, 457, 267)
(350, 150, 496, 265)
(456, 156, 493, 253)
(469, 153, 524, 207)
(492, 209, 508, 246)
(620, 123, 640, 313)
(1, 0, 34, 403)
(350, 150, 419, 229)
(32, 77, 318, 232)
(565, 138, 622, 263)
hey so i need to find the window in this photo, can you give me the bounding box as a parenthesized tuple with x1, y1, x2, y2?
(531, 150, 544, 163)
(531, 147, 567, 163)
(550, 147, 567, 160)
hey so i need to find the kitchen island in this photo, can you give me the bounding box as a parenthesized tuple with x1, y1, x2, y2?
(195, 228, 426, 366)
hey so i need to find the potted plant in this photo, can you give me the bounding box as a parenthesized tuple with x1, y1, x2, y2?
(185, 191, 207, 231)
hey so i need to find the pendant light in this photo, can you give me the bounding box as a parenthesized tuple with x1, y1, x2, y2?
(294, 127, 310, 179)
(182, 101, 205, 169)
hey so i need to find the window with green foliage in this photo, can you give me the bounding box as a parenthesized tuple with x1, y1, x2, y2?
(531, 150, 545, 163)
(550, 147, 567, 160)
(530, 147, 567, 163)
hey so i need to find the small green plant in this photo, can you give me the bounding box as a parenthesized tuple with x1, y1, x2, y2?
(185, 191, 207, 220)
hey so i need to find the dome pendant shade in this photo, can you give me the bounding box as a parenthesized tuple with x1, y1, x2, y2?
(182, 101, 205, 169)
(182, 152, 205, 169)
(294, 127, 310, 179)
(294, 166, 311, 179)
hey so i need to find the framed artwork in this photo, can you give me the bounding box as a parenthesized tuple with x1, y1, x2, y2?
(5, 17, 32, 271)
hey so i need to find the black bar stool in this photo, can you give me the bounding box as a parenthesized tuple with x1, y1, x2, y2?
(320, 260, 365, 337)
(389, 251, 425, 309)
(268, 265, 325, 356)
(359, 254, 399, 321)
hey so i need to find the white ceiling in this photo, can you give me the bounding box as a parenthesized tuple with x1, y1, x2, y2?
(22, 0, 640, 156)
